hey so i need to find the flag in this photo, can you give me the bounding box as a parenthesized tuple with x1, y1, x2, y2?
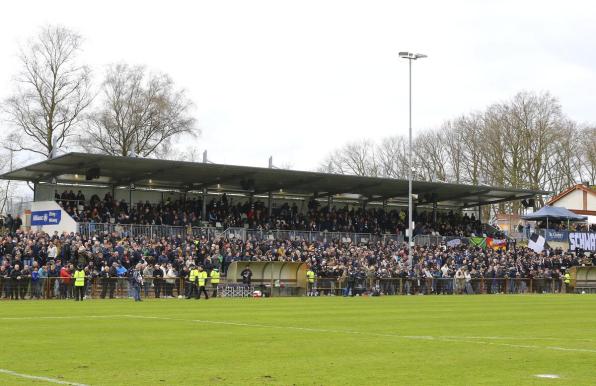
(470, 237, 486, 249)
(446, 239, 461, 247)
(486, 238, 507, 251)
(528, 233, 549, 253)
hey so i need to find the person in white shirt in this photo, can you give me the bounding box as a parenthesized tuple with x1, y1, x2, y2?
(464, 269, 473, 294)
(164, 264, 176, 298)
(47, 242, 58, 260)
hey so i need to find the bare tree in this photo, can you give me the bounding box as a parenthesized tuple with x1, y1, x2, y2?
(376, 136, 409, 179)
(317, 91, 593, 212)
(544, 120, 582, 193)
(82, 64, 197, 157)
(457, 113, 486, 185)
(3, 25, 91, 158)
(578, 125, 596, 185)
(413, 130, 448, 182)
(442, 121, 465, 183)
(318, 139, 379, 176)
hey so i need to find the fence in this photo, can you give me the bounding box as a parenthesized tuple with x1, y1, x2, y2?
(244, 229, 403, 244)
(2, 276, 591, 300)
(77, 222, 404, 244)
(313, 277, 580, 296)
(78, 223, 222, 240)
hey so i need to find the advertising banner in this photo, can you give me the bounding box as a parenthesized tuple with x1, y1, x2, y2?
(31, 210, 62, 226)
(568, 232, 596, 252)
(544, 230, 568, 242)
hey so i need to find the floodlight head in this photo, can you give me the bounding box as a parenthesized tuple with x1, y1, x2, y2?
(400, 52, 427, 60)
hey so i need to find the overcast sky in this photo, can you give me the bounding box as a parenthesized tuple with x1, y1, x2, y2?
(1, 0, 595, 171)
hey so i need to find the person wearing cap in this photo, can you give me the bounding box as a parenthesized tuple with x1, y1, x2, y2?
(197, 266, 209, 300)
(73, 265, 86, 301)
(187, 264, 199, 299)
(209, 267, 220, 298)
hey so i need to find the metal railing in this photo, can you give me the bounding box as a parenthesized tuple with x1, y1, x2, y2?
(312, 277, 580, 296)
(78, 223, 221, 240)
(1, 276, 588, 300)
(244, 229, 403, 244)
(413, 234, 444, 246)
(77, 222, 404, 244)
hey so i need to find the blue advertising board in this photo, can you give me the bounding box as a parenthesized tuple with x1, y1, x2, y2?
(544, 229, 568, 242)
(31, 210, 62, 226)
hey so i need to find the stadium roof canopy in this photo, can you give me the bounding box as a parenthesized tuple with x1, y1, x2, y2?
(0, 152, 548, 208)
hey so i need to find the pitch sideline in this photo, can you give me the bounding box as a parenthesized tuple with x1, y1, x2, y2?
(0, 368, 88, 386)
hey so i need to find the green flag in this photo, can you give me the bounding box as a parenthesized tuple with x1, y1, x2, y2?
(470, 237, 486, 249)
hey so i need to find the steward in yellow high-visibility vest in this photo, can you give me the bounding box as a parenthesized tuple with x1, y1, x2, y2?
(187, 266, 199, 299)
(210, 268, 220, 298)
(197, 266, 209, 299)
(306, 269, 316, 296)
(564, 272, 571, 293)
(73, 267, 86, 301)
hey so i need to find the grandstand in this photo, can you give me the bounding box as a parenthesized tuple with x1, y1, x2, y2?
(1, 152, 547, 240)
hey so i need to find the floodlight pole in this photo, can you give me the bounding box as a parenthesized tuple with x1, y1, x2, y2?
(399, 52, 427, 266)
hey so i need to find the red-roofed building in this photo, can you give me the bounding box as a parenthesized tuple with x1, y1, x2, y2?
(547, 184, 596, 217)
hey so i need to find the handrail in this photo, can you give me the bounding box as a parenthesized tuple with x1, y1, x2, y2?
(77, 222, 404, 243)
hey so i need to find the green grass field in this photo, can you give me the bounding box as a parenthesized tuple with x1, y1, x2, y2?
(1, 295, 595, 385)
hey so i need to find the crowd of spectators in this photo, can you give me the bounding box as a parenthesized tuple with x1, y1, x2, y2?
(55, 189, 484, 237)
(1, 226, 593, 300)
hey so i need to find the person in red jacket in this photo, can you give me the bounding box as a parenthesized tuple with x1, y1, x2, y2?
(59, 265, 73, 299)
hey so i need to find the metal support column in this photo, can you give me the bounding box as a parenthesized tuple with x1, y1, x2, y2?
(202, 150, 208, 221)
(268, 156, 273, 217)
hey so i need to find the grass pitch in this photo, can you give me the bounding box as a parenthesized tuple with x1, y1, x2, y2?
(1, 295, 595, 386)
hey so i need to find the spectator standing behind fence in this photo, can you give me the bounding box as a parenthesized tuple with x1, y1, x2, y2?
(31, 266, 41, 299)
(1, 265, 8, 298)
(20, 265, 31, 299)
(59, 265, 71, 299)
(10, 264, 22, 299)
(99, 266, 113, 299)
(143, 264, 154, 298)
(153, 264, 164, 298)
(73, 265, 85, 301)
(116, 263, 128, 298)
(131, 264, 143, 302)
(165, 263, 176, 298)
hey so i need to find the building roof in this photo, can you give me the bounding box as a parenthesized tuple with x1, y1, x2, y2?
(547, 184, 596, 205)
(0, 152, 549, 208)
(521, 205, 588, 222)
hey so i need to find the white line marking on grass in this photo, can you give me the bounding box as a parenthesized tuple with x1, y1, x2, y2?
(534, 374, 561, 379)
(122, 315, 596, 354)
(0, 315, 130, 321)
(0, 368, 88, 385)
(441, 335, 596, 342)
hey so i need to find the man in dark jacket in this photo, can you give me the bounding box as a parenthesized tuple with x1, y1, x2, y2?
(10, 264, 22, 300)
(99, 265, 115, 299)
(153, 264, 164, 298)
(241, 267, 252, 287)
